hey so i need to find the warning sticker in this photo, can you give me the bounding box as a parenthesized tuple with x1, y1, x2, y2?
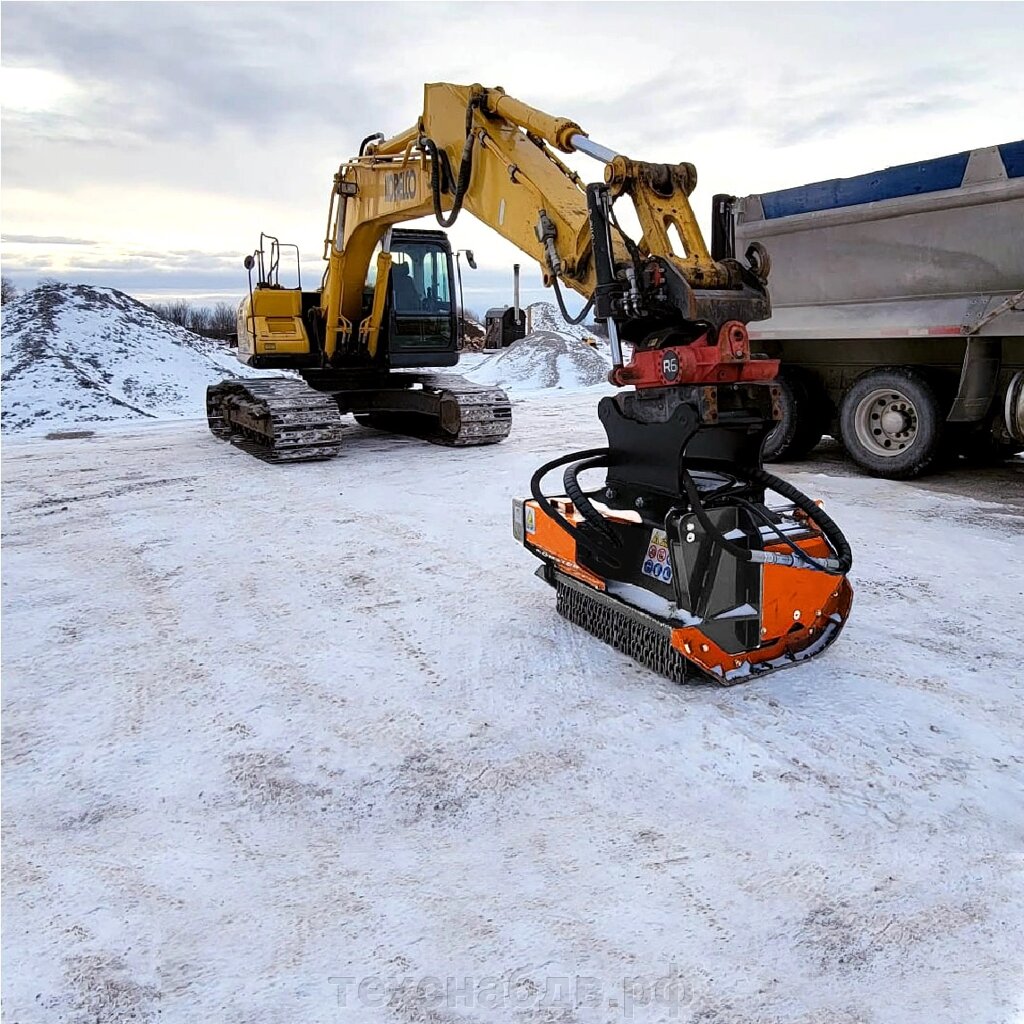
(641, 528, 673, 584)
(525, 505, 537, 535)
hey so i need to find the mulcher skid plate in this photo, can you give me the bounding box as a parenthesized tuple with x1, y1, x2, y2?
(206, 372, 512, 463)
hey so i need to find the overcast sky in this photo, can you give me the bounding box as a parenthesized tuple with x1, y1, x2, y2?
(2, 1, 1022, 315)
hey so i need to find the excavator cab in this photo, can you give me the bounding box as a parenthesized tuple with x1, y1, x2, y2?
(381, 229, 459, 369)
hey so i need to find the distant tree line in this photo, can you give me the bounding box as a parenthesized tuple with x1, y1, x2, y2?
(149, 299, 237, 340)
(2, 275, 74, 304)
(1, 278, 608, 346)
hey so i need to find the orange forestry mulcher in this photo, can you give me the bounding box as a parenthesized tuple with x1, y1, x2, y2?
(514, 312, 854, 685)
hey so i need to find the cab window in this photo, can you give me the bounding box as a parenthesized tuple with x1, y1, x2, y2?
(389, 240, 453, 351)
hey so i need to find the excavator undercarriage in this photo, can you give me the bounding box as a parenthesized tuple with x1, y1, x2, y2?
(206, 372, 511, 462)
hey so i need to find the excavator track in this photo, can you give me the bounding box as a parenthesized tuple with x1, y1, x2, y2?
(206, 377, 344, 463)
(207, 373, 511, 463)
(400, 373, 512, 447)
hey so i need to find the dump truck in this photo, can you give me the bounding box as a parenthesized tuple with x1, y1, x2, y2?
(718, 141, 1024, 478)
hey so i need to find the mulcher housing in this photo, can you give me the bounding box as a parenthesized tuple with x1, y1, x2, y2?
(514, 369, 855, 683)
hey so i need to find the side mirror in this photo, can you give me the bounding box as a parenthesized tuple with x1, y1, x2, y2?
(243, 255, 255, 271)
(466, 250, 477, 270)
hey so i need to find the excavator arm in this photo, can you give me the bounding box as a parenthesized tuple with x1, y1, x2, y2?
(320, 83, 769, 363)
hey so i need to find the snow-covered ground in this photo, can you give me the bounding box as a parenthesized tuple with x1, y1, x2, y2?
(1, 284, 264, 434)
(3, 394, 1023, 1023)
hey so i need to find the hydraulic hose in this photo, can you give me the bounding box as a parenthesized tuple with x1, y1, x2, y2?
(550, 275, 595, 326)
(530, 453, 852, 578)
(423, 98, 480, 229)
(752, 466, 853, 574)
(423, 135, 474, 228)
(608, 202, 645, 287)
(679, 466, 852, 576)
(562, 454, 617, 545)
(530, 446, 621, 566)
(358, 132, 384, 156)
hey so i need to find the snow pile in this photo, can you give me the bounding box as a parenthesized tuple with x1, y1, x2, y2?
(465, 328, 611, 391)
(526, 300, 598, 343)
(1, 283, 262, 433)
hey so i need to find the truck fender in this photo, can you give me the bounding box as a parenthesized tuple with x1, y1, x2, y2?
(947, 335, 1001, 422)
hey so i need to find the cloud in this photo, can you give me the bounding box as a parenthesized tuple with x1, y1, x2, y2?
(0, 3, 399, 150)
(568, 60, 985, 155)
(2, 234, 97, 245)
(2, 255, 58, 272)
(1, 2, 1021, 311)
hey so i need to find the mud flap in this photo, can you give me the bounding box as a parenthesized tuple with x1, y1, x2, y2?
(948, 335, 1001, 422)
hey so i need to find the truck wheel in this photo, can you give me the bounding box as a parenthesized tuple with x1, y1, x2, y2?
(763, 370, 826, 462)
(840, 368, 944, 479)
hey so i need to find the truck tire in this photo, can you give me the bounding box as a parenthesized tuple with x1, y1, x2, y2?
(839, 367, 944, 479)
(763, 369, 827, 462)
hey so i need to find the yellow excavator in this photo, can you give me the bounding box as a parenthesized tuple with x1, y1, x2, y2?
(208, 83, 854, 684)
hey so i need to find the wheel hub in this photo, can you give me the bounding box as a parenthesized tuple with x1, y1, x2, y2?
(854, 389, 919, 457)
(880, 407, 910, 435)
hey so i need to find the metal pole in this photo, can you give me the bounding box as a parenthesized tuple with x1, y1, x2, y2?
(513, 264, 521, 325)
(455, 251, 465, 349)
(607, 317, 624, 370)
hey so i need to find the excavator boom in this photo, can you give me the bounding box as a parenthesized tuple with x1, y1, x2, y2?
(324, 83, 768, 359)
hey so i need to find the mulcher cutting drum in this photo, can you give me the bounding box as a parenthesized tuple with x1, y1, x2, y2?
(515, 487, 853, 685)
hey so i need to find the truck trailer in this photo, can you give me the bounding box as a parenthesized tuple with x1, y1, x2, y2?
(720, 141, 1024, 478)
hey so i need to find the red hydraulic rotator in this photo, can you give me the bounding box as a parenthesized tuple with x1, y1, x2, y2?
(609, 321, 779, 389)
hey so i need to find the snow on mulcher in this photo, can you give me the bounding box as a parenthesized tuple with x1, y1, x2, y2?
(1, 283, 263, 433)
